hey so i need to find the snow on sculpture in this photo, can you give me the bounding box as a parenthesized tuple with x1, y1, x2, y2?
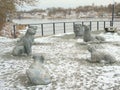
(87, 45, 116, 64)
(26, 55, 51, 85)
(83, 25, 105, 42)
(12, 26, 37, 56)
(74, 24, 84, 38)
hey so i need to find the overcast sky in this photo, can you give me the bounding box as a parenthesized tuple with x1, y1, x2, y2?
(18, 0, 120, 11)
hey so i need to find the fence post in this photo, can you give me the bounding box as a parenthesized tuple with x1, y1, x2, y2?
(82, 21, 84, 26)
(13, 25, 16, 38)
(41, 24, 43, 36)
(97, 21, 99, 30)
(63, 22, 66, 33)
(110, 21, 112, 26)
(53, 23, 55, 34)
(90, 21, 92, 31)
(104, 21, 106, 29)
(73, 22, 75, 31)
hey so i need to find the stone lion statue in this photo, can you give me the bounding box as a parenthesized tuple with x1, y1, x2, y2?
(12, 26, 37, 56)
(83, 25, 105, 42)
(74, 24, 84, 38)
(87, 45, 116, 64)
(26, 55, 51, 85)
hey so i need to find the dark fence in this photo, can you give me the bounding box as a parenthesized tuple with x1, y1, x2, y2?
(13, 20, 120, 38)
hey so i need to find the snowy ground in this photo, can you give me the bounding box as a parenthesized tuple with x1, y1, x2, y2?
(0, 32, 120, 90)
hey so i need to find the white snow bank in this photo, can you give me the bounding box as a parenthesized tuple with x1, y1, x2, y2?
(0, 32, 120, 90)
(100, 32, 120, 41)
(0, 37, 17, 43)
(54, 32, 74, 37)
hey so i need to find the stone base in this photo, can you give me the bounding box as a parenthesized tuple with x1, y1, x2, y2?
(105, 27, 117, 33)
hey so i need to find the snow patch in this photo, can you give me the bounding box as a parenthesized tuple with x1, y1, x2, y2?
(0, 32, 120, 90)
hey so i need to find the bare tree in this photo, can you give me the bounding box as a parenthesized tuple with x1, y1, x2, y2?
(0, 0, 38, 31)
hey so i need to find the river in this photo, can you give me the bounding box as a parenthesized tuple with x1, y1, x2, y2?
(12, 18, 120, 36)
(12, 18, 116, 24)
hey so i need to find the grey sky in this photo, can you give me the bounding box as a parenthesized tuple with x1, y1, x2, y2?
(18, 0, 120, 11)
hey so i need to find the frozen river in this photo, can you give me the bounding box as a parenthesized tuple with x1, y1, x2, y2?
(13, 18, 120, 37)
(13, 18, 113, 24)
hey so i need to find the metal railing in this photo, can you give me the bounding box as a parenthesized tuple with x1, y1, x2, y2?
(13, 20, 120, 38)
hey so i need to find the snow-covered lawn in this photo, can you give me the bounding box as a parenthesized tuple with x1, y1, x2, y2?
(0, 32, 120, 90)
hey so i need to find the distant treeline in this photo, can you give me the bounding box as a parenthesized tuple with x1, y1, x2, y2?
(26, 2, 120, 16)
